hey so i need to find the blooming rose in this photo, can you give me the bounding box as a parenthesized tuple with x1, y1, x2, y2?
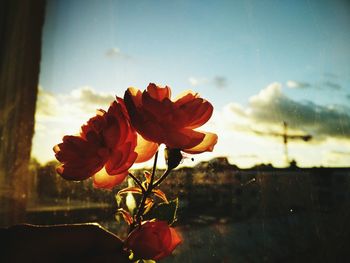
(53, 98, 153, 189)
(124, 221, 181, 260)
(124, 83, 217, 155)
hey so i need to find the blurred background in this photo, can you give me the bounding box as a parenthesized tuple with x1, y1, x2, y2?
(1, 0, 350, 262)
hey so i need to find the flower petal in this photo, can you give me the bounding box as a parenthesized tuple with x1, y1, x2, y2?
(125, 221, 171, 260)
(54, 136, 94, 163)
(147, 83, 171, 101)
(154, 227, 182, 260)
(142, 91, 166, 118)
(124, 85, 217, 154)
(175, 96, 213, 129)
(105, 144, 138, 175)
(183, 132, 218, 154)
(135, 134, 159, 163)
(126, 87, 142, 107)
(174, 90, 198, 106)
(54, 136, 105, 180)
(138, 119, 166, 144)
(93, 167, 128, 189)
(125, 88, 154, 136)
(81, 114, 106, 140)
(169, 227, 182, 250)
(56, 159, 104, 181)
(164, 129, 205, 149)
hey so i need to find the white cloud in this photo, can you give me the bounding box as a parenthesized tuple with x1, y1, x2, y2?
(69, 86, 115, 110)
(35, 86, 59, 120)
(322, 81, 341, 90)
(105, 47, 131, 59)
(188, 77, 208, 87)
(286, 80, 342, 91)
(207, 82, 350, 167)
(213, 76, 228, 89)
(286, 80, 311, 89)
(35, 86, 115, 121)
(106, 47, 121, 57)
(188, 76, 228, 89)
(323, 150, 350, 167)
(227, 82, 350, 141)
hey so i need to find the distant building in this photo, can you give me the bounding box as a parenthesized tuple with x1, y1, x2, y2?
(160, 158, 350, 220)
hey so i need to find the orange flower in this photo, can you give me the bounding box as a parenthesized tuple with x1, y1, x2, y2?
(124, 221, 181, 260)
(53, 98, 153, 189)
(124, 83, 218, 154)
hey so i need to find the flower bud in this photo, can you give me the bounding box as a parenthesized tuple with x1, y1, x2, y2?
(124, 221, 181, 260)
(165, 148, 182, 170)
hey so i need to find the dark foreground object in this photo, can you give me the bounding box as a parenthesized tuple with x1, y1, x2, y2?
(0, 223, 129, 263)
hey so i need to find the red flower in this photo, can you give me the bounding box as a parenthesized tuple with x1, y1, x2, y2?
(124, 221, 181, 261)
(53, 98, 153, 189)
(124, 83, 217, 155)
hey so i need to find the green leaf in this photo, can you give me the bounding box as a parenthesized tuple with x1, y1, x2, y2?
(143, 198, 154, 215)
(116, 208, 133, 225)
(144, 198, 178, 225)
(117, 186, 143, 196)
(152, 189, 168, 203)
(144, 171, 152, 184)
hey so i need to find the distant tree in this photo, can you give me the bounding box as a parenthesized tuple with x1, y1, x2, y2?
(37, 161, 59, 198)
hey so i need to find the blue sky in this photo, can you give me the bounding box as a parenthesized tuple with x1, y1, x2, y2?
(34, 0, 350, 167)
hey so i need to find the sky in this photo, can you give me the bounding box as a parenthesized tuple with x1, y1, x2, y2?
(32, 0, 350, 168)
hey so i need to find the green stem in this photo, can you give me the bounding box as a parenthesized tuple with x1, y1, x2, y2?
(152, 169, 171, 188)
(149, 151, 158, 186)
(128, 173, 146, 193)
(134, 151, 159, 225)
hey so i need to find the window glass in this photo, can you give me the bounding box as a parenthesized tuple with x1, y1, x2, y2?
(6, 0, 350, 261)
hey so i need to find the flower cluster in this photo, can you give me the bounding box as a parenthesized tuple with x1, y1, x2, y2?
(54, 83, 217, 261)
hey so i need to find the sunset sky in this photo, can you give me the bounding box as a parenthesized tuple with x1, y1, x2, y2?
(32, 0, 350, 168)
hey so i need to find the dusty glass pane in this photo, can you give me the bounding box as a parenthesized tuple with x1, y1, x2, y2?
(5, 0, 349, 262)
